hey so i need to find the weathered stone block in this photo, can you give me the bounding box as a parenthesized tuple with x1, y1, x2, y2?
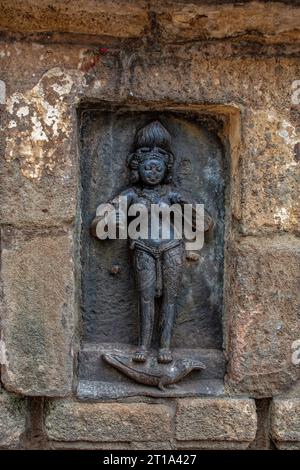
(1, 1, 299, 44)
(45, 400, 173, 442)
(0, 67, 80, 227)
(226, 236, 300, 397)
(0, 0, 149, 38)
(1, 227, 75, 396)
(0, 388, 26, 448)
(271, 399, 300, 450)
(156, 2, 300, 44)
(176, 398, 257, 448)
(241, 109, 300, 236)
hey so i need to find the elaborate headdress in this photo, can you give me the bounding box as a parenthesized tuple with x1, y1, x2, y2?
(127, 121, 174, 183)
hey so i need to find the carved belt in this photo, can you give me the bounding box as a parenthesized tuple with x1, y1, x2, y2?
(131, 239, 181, 297)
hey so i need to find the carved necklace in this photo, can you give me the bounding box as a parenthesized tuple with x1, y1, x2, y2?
(136, 186, 167, 204)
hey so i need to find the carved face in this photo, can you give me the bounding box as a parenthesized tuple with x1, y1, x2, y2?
(138, 157, 166, 186)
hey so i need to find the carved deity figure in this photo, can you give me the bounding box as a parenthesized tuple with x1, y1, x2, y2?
(92, 121, 213, 367)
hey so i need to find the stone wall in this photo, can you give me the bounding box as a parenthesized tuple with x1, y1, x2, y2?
(0, 0, 300, 449)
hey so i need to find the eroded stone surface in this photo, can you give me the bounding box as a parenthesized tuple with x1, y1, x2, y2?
(0, 388, 26, 448)
(156, 2, 300, 44)
(176, 398, 257, 448)
(6, 68, 75, 182)
(271, 399, 300, 449)
(0, 1, 300, 44)
(241, 108, 300, 236)
(0, 0, 149, 38)
(45, 400, 173, 442)
(1, 227, 75, 396)
(0, 64, 83, 226)
(226, 236, 300, 397)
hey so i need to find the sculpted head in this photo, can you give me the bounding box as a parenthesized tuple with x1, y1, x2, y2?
(127, 121, 174, 186)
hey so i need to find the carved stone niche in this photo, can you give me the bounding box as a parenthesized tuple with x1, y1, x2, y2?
(77, 107, 228, 399)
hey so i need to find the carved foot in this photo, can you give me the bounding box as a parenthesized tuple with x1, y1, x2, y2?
(157, 348, 173, 364)
(132, 349, 148, 363)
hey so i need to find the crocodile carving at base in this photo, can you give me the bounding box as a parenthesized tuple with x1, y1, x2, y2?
(102, 353, 206, 391)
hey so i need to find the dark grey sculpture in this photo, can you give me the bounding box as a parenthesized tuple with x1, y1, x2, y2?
(91, 121, 213, 388)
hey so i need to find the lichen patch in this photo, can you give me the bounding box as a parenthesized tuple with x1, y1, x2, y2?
(5, 68, 74, 181)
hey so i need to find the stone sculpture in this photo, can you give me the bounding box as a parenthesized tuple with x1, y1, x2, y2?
(91, 121, 213, 388)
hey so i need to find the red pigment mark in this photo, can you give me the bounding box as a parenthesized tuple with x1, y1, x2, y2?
(80, 48, 108, 72)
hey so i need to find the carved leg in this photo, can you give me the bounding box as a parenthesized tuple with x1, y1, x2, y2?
(158, 245, 183, 364)
(133, 249, 156, 363)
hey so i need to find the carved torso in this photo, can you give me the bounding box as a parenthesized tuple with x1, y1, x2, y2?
(111, 185, 184, 248)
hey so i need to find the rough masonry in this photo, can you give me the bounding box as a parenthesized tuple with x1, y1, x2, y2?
(0, 0, 300, 449)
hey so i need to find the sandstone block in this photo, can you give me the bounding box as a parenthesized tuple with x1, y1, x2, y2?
(0, 0, 149, 38)
(271, 399, 300, 450)
(226, 236, 300, 397)
(240, 109, 300, 236)
(156, 2, 300, 44)
(0, 67, 79, 227)
(176, 398, 257, 448)
(45, 400, 173, 442)
(1, 227, 75, 396)
(0, 388, 26, 448)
